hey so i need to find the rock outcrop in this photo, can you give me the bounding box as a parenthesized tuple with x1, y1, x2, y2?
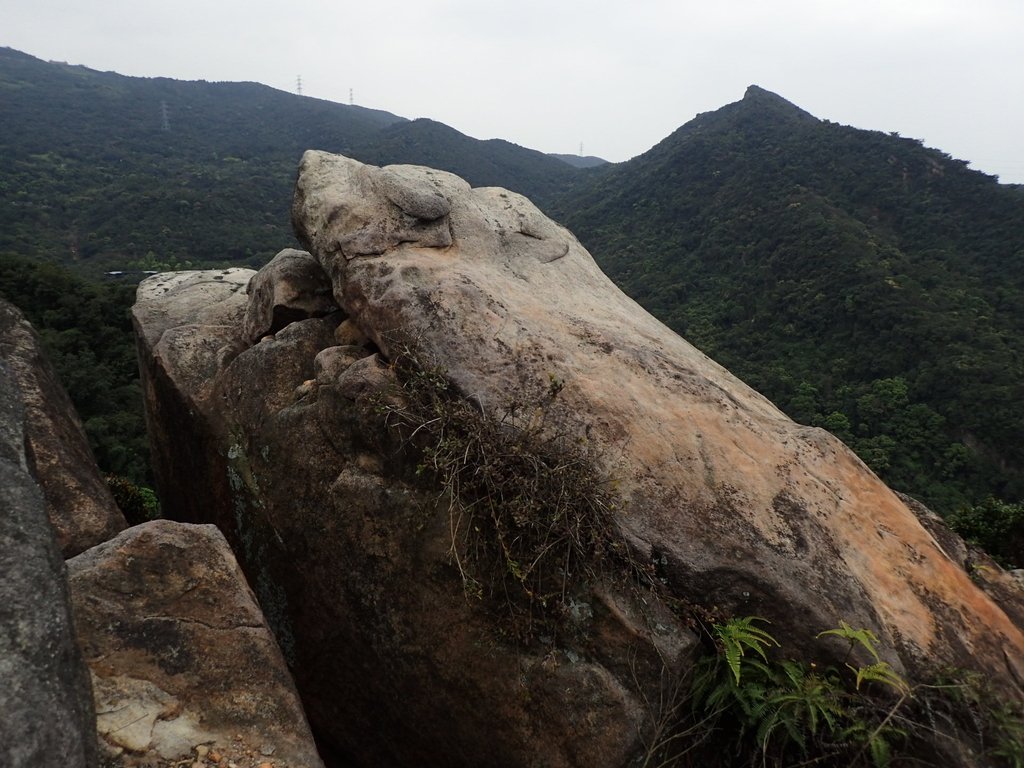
(0, 298, 126, 556)
(0, 294, 324, 768)
(291, 151, 1024, 685)
(135, 153, 1024, 766)
(902, 493, 1024, 633)
(68, 520, 324, 768)
(132, 268, 253, 528)
(243, 248, 338, 344)
(0, 357, 98, 768)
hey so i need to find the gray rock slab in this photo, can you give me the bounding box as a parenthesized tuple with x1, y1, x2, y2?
(0, 360, 98, 768)
(68, 519, 324, 768)
(0, 298, 126, 557)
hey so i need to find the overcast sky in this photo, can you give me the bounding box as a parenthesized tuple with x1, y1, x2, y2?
(3, 0, 1023, 183)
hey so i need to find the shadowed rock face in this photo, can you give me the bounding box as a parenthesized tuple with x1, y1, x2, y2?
(131, 268, 253, 528)
(136, 155, 1024, 766)
(2, 295, 323, 768)
(0, 298, 126, 556)
(0, 357, 98, 768)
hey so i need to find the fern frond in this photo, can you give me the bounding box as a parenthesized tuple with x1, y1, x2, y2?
(754, 699, 808, 755)
(724, 639, 743, 685)
(777, 658, 807, 689)
(869, 731, 892, 768)
(714, 616, 779, 684)
(850, 661, 909, 695)
(841, 717, 906, 768)
(817, 620, 882, 662)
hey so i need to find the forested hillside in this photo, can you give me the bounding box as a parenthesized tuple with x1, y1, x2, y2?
(0, 254, 147, 481)
(552, 86, 1024, 515)
(0, 47, 581, 275)
(3, 48, 1024, 551)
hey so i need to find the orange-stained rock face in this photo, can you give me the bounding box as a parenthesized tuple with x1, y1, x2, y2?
(292, 150, 1024, 693)
(133, 256, 685, 767)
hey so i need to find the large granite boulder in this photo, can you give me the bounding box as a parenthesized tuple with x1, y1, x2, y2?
(134, 153, 1024, 766)
(68, 519, 324, 768)
(291, 151, 1024, 683)
(0, 359, 98, 768)
(0, 298, 126, 556)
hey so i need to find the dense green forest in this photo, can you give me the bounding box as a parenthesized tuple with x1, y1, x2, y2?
(0, 47, 580, 276)
(0, 48, 388, 272)
(3, 49, 1024, 559)
(0, 254, 147, 482)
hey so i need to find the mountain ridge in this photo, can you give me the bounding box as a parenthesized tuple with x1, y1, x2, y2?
(0, 46, 584, 273)
(3, 48, 1023, 523)
(551, 86, 1024, 513)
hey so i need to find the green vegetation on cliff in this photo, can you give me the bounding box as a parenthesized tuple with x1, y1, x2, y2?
(676, 616, 1024, 767)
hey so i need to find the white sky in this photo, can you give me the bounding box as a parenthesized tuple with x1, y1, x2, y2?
(3, 0, 1023, 183)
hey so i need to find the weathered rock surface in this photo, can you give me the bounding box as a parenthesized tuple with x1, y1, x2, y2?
(0, 298, 126, 556)
(292, 151, 1024, 683)
(900, 491, 1024, 648)
(2, 295, 322, 767)
(243, 248, 339, 344)
(67, 519, 324, 768)
(135, 271, 691, 765)
(0, 358, 99, 768)
(132, 268, 254, 526)
(135, 153, 1024, 766)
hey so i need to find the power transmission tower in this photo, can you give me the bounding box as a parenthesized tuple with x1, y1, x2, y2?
(160, 101, 170, 132)
(579, 141, 584, 156)
(297, 75, 303, 96)
(349, 88, 354, 105)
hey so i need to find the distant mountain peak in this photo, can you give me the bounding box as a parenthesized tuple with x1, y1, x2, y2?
(741, 85, 818, 122)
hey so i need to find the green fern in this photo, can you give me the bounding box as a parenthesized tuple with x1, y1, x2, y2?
(817, 620, 882, 662)
(990, 704, 1024, 768)
(685, 617, 1000, 767)
(696, 657, 770, 722)
(714, 616, 779, 684)
(852, 661, 910, 695)
(751, 661, 845, 755)
(840, 717, 905, 768)
(870, 732, 892, 768)
(818, 621, 909, 696)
